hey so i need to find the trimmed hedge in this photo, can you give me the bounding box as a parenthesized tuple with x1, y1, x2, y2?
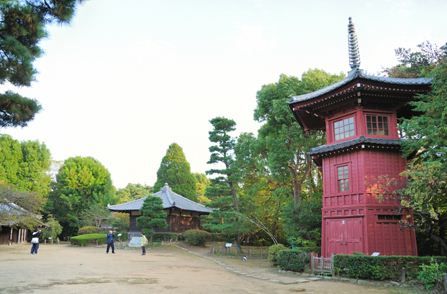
(183, 229, 211, 246)
(70, 233, 106, 246)
(334, 255, 447, 281)
(268, 244, 287, 265)
(277, 249, 310, 272)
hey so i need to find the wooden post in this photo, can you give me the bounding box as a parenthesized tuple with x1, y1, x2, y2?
(331, 255, 335, 276)
(400, 268, 406, 283)
(9, 227, 13, 245)
(443, 273, 447, 292)
(311, 254, 314, 275)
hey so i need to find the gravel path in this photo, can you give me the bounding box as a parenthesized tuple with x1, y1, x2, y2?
(0, 243, 393, 293)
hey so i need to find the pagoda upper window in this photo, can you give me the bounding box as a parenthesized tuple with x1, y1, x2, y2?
(366, 115, 389, 136)
(334, 117, 355, 141)
(337, 165, 350, 192)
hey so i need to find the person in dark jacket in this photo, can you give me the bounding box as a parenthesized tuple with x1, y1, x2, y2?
(106, 230, 115, 254)
(30, 229, 41, 254)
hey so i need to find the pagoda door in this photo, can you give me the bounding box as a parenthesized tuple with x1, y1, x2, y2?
(326, 218, 363, 256)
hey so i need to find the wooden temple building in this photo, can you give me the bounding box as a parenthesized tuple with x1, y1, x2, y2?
(289, 18, 432, 257)
(0, 203, 33, 245)
(108, 183, 212, 235)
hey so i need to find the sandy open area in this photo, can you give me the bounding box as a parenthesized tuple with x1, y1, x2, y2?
(0, 243, 397, 293)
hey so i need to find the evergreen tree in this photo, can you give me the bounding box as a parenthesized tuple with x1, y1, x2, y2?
(0, 0, 82, 127)
(207, 117, 238, 208)
(136, 196, 167, 239)
(153, 143, 197, 201)
(204, 118, 254, 244)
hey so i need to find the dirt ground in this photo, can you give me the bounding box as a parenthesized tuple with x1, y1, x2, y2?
(0, 243, 399, 294)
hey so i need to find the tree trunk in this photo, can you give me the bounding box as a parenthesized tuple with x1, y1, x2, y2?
(291, 170, 302, 206)
(229, 181, 239, 211)
(438, 215, 447, 256)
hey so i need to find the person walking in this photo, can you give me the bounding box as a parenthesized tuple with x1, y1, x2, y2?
(141, 234, 148, 255)
(106, 230, 115, 254)
(30, 228, 41, 254)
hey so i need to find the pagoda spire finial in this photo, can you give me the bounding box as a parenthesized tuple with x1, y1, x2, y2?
(348, 17, 361, 70)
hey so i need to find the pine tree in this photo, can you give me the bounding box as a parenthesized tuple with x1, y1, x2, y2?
(207, 117, 238, 208)
(136, 196, 167, 239)
(204, 117, 254, 245)
(0, 0, 82, 127)
(153, 143, 197, 201)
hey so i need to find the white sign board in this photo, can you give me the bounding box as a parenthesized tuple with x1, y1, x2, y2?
(128, 236, 142, 248)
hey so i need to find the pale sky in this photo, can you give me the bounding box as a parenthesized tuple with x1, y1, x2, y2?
(2, 0, 446, 188)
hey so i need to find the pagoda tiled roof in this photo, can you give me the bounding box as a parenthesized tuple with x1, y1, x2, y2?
(290, 68, 432, 104)
(309, 136, 401, 157)
(107, 183, 213, 214)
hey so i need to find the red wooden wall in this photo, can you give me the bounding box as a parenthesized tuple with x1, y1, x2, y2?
(320, 108, 417, 257)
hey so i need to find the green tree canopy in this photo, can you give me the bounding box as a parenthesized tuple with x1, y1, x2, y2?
(116, 183, 151, 203)
(385, 41, 446, 78)
(207, 117, 238, 208)
(193, 173, 210, 204)
(0, 0, 82, 127)
(254, 70, 344, 204)
(0, 134, 51, 202)
(400, 60, 447, 255)
(41, 215, 62, 242)
(136, 196, 167, 239)
(46, 156, 116, 237)
(204, 117, 256, 244)
(153, 143, 197, 201)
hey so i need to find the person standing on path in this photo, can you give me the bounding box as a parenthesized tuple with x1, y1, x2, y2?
(106, 230, 115, 254)
(141, 234, 148, 255)
(30, 228, 41, 254)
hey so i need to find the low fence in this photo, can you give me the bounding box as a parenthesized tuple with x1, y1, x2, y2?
(311, 254, 333, 275)
(209, 244, 268, 259)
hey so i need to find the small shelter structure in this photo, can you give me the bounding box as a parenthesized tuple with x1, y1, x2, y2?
(0, 203, 32, 244)
(289, 18, 431, 257)
(108, 183, 212, 236)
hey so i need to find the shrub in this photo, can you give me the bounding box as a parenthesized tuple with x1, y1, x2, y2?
(78, 226, 100, 235)
(41, 216, 62, 242)
(276, 249, 310, 272)
(268, 244, 287, 265)
(209, 233, 226, 242)
(334, 255, 447, 281)
(70, 233, 106, 246)
(183, 229, 211, 246)
(152, 232, 180, 242)
(418, 260, 447, 290)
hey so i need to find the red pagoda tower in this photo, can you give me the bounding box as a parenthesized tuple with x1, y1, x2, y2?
(289, 18, 432, 257)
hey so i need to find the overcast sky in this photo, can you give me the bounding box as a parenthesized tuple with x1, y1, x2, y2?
(2, 0, 446, 188)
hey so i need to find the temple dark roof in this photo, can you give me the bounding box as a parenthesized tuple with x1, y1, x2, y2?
(309, 136, 401, 157)
(290, 68, 432, 104)
(107, 183, 213, 214)
(0, 202, 38, 226)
